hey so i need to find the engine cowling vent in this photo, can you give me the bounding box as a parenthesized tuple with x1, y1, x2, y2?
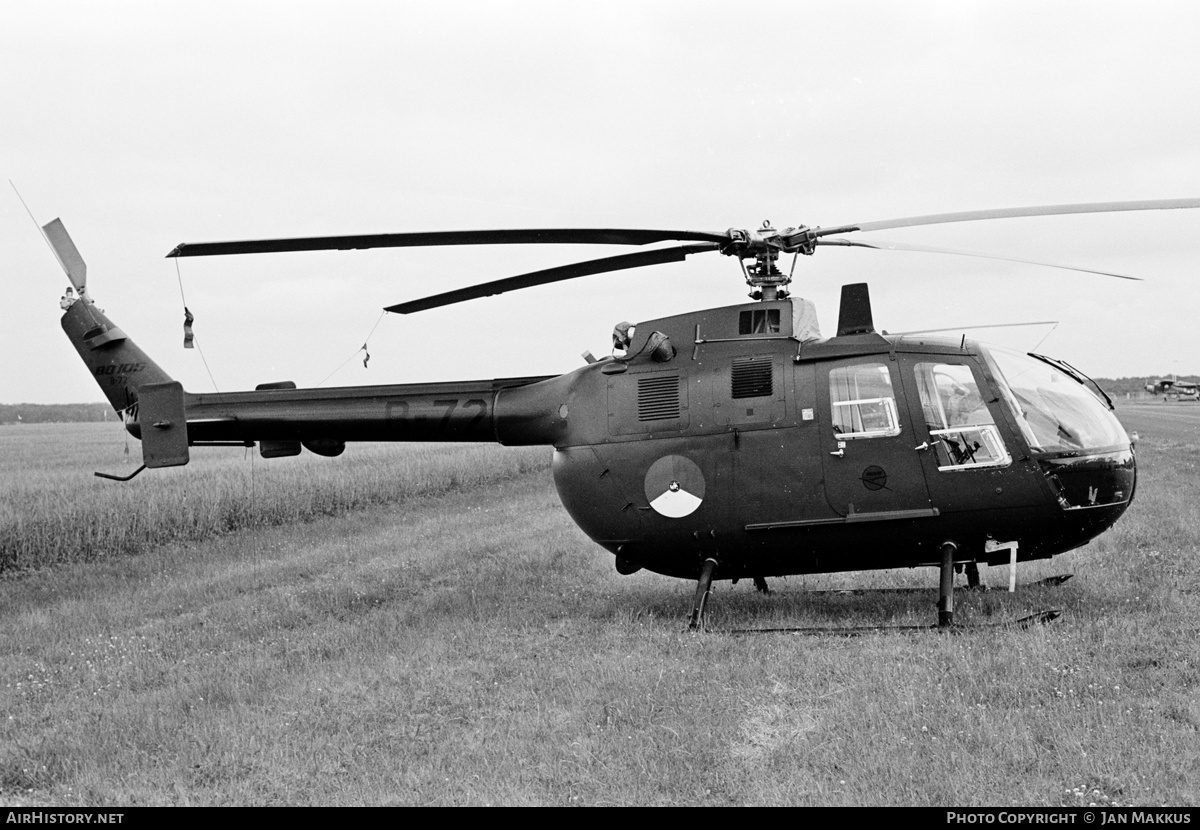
(731, 356, 773, 399)
(637, 374, 681, 422)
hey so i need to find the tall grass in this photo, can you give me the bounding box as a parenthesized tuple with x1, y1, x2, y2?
(1, 408, 1197, 806)
(0, 423, 550, 572)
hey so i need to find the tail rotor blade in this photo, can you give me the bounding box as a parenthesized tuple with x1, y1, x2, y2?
(42, 218, 87, 293)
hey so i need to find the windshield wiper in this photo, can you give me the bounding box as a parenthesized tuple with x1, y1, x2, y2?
(1028, 353, 1114, 410)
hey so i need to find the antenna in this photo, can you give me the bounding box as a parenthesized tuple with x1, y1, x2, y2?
(9, 182, 90, 300)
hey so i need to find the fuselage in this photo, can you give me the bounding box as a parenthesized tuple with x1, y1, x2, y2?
(63, 295, 1135, 583)
(544, 300, 1135, 580)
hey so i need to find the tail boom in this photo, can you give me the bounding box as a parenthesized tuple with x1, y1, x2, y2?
(64, 299, 571, 471)
(61, 300, 174, 418)
(175, 374, 561, 448)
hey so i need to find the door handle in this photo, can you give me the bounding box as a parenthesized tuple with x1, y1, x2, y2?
(914, 441, 930, 452)
(829, 449, 844, 458)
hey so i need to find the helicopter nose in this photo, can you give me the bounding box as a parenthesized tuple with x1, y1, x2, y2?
(1038, 449, 1136, 509)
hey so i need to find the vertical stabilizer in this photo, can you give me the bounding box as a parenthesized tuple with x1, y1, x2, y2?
(61, 300, 174, 417)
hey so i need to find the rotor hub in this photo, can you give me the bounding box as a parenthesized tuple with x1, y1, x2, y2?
(729, 221, 814, 301)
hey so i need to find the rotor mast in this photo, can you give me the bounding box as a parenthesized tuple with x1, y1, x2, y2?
(731, 220, 819, 302)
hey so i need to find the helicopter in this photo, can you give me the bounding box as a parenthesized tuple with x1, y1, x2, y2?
(1145, 378, 1200, 401)
(45, 198, 1200, 631)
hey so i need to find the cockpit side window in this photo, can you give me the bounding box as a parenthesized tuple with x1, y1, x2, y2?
(914, 362, 1011, 471)
(829, 363, 900, 439)
(916, 364, 992, 429)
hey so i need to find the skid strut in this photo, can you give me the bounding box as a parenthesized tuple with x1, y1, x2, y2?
(938, 541, 957, 629)
(965, 561, 983, 590)
(688, 557, 719, 631)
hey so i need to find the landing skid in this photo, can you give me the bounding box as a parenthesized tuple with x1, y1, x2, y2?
(727, 609, 1062, 636)
(685, 539, 1071, 633)
(800, 574, 1073, 596)
(687, 557, 718, 631)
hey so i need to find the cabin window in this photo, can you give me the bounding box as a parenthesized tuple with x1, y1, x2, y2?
(829, 363, 900, 438)
(914, 362, 1010, 470)
(731, 356, 773, 399)
(738, 309, 780, 335)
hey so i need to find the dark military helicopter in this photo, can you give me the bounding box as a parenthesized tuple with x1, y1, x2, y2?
(1145, 378, 1199, 401)
(46, 198, 1200, 630)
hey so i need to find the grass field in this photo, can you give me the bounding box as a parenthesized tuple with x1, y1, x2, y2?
(1, 406, 1197, 806)
(0, 423, 550, 572)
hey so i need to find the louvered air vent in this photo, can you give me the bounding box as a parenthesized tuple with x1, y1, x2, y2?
(638, 374, 681, 421)
(731, 356, 773, 399)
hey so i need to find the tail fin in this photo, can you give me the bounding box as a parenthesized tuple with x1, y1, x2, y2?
(61, 300, 175, 416)
(53, 221, 189, 469)
(49, 219, 175, 417)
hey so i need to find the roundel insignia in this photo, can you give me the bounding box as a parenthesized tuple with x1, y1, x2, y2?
(861, 465, 888, 491)
(645, 455, 705, 518)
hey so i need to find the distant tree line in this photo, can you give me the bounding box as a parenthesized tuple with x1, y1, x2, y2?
(0, 403, 115, 424)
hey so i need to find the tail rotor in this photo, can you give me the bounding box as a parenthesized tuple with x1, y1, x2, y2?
(42, 217, 89, 302)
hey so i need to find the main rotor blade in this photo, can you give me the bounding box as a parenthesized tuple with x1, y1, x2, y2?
(167, 228, 730, 258)
(816, 197, 1200, 237)
(816, 238, 1142, 280)
(385, 243, 722, 314)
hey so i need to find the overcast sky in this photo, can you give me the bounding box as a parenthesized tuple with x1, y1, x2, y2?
(5, 0, 1200, 404)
